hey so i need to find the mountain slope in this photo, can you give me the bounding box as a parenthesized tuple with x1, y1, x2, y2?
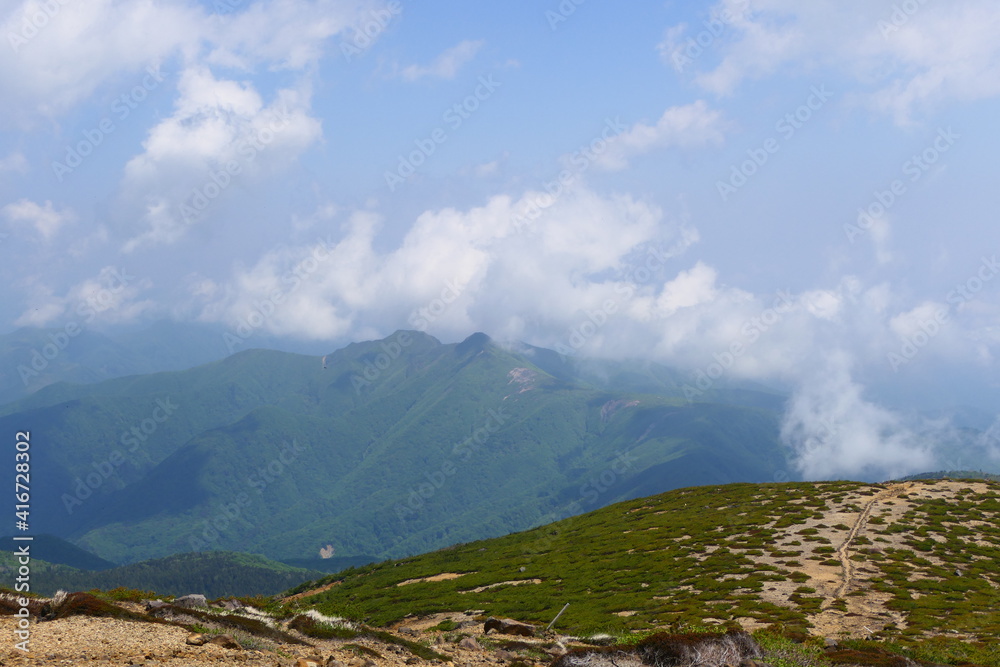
(1, 331, 792, 564)
(290, 479, 1000, 640)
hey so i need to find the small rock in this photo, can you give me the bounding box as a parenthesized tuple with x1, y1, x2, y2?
(185, 633, 208, 646)
(173, 594, 208, 609)
(545, 642, 568, 657)
(326, 660, 347, 667)
(459, 636, 481, 651)
(824, 638, 839, 650)
(297, 659, 323, 667)
(399, 627, 419, 636)
(483, 617, 536, 637)
(406, 659, 420, 665)
(144, 600, 170, 611)
(207, 633, 241, 649)
(495, 649, 516, 661)
(218, 599, 246, 611)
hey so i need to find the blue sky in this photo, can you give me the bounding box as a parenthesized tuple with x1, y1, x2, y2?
(2, 0, 1000, 479)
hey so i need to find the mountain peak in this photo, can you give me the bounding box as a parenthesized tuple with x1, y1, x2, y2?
(455, 331, 492, 355)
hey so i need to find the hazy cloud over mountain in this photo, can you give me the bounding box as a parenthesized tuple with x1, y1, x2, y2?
(2, 0, 999, 481)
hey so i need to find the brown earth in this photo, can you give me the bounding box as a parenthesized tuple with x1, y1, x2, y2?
(0, 606, 554, 667)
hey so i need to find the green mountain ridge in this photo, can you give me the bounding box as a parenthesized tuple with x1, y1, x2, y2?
(2, 331, 793, 565)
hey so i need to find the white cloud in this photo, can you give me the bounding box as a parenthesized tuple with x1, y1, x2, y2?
(667, 0, 1000, 124)
(1, 199, 74, 240)
(119, 66, 322, 251)
(591, 101, 727, 171)
(399, 39, 484, 81)
(0, 152, 28, 173)
(780, 351, 937, 480)
(13, 265, 154, 327)
(0, 0, 201, 123)
(0, 0, 388, 124)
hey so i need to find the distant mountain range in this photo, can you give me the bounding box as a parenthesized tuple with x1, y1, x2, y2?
(0, 319, 334, 405)
(1, 329, 793, 566)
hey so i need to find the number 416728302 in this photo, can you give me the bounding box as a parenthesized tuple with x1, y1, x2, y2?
(15, 431, 30, 527)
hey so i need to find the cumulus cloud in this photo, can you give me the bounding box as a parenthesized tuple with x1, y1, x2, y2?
(14, 265, 154, 327)
(780, 351, 937, 480)
(2, 199, 74, 241)
(592, 101, 727, 171)
(0, 0, 388, 124)
(0, 152, 28, 173)
(0, 0, 200, 123)
(398, 39, 484, 81)
(179, 179, 1000, 479)
(119, 66, 322, 251)
(665, 0, 1000, 124)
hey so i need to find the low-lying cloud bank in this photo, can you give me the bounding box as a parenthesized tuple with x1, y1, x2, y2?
(185, 181, 1000, 482)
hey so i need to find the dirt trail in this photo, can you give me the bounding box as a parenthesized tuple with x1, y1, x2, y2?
(834, 482, 913, 598)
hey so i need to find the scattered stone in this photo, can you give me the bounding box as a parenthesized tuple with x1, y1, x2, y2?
(495, 649, 517, 661)
(217, 598, 246, 611)
(297, 658, 323, 667)
(185, 633, 208, 646)
(173, 594, 208, 608)
(546, 642, 568, 657)
(326, 660, 347, 667)
(399, 626, 419, 636)
(406, 659, 420, 665)
(459, 636, 481, 650)
(484, 617, 536, 637)
(143, 599, 170, 611)
(824, 638, 839, 651)
(207, 633, 241, 649)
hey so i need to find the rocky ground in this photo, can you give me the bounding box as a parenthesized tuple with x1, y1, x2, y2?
(0, 599, 557, 667)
